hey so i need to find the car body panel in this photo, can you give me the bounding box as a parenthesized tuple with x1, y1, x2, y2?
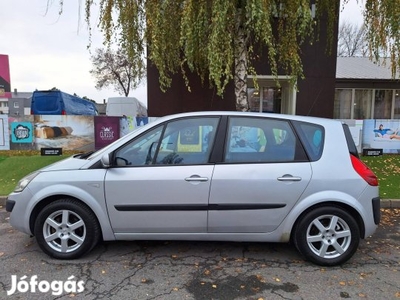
(7, 169, 116, 240)
(104, 165, 214, 233)
(208, 162, 312, 233)
(6, 111, 380, 263)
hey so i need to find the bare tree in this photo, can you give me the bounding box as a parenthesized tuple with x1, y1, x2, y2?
(337, 21, 368, 57)
(90, 48, 145, 97)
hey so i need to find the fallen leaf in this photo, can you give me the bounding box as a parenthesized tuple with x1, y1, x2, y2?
(339, 281, 346, 286)
(358, 293, 367, 298)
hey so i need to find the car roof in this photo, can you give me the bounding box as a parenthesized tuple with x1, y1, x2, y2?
(155, 111, 340, 126)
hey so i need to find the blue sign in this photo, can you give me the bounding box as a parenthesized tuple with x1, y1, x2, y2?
(11, 122, 33, 143)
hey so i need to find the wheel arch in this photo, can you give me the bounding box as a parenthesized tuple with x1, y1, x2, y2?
(29, 194, 114, 241)
(290, 201, 365, 243)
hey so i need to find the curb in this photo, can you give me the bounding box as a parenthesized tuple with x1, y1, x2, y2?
(0, 196, 399, 209)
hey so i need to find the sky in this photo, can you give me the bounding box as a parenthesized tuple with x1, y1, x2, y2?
(1, 0, 363, 105)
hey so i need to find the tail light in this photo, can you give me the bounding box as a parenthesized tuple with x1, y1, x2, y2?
(61, 110, 66, 115)
(350, 154, 378, 186)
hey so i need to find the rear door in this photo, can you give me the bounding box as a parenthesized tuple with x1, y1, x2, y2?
(208, 116, 313, 233)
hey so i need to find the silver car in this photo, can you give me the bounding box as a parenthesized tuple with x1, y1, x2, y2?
(6, 112, 380, 266)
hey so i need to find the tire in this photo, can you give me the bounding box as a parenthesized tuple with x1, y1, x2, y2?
(293, 206, 360, 266)
(34, 198, 101, 259)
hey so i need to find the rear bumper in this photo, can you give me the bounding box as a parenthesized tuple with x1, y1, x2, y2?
(372, 197, 381, 225)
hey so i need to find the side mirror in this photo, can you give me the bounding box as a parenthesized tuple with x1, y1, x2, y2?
(101, 153, 111, 167)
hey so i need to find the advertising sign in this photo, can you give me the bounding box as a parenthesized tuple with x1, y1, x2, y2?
(94, 116, 120, 150)
(0, 54, 11, 98)
(11, 122, 33, 143)
(363, 119, 400, 154)
(34, 115, 95, 151)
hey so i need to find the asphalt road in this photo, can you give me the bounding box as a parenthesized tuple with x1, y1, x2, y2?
(0, 208, 399, 300)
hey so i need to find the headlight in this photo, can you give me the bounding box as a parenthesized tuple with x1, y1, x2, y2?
(13, 172, 39, 193)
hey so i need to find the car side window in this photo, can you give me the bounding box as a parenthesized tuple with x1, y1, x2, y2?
(154, 117, 219, 165)
(225, 117, 306, 163)
(293, 121, 324, 161)
(113, 126, 163, 166)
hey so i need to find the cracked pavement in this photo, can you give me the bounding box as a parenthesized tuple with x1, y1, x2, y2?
(0, 208, 399, 299)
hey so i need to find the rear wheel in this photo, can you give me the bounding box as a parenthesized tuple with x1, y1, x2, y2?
(293, 206, 360, 266)
(34, 198, 100, 259)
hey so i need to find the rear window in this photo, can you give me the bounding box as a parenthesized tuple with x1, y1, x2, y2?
(293, 121, 324, 161)
(33, 94, 60, 112)
(343, 123, 359, 158)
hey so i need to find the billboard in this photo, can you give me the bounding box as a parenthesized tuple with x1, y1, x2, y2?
(363, 119, 400, 154)
(94, 116, 120, 150)
(34, 115, 95, 151)
(0, 54, 11, 98)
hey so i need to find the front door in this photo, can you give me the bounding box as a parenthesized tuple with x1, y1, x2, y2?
(104, 116, 220, 235)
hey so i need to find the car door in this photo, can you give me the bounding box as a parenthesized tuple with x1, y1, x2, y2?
(104, 116, 220, 235)
(208, 116, 313, 233)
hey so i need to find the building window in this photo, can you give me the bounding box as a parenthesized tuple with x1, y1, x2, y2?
(395, 90, 400, 119)
(335, 88, 400, 119)
(334, 89, 352, 119)
(374, 90, 392, 119)
(247, 87, 281, 113)
(354, 90, 372, 119)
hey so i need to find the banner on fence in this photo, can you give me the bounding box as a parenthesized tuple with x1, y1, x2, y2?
(0, 115, 9, 150)
(362, 119, 400, 154)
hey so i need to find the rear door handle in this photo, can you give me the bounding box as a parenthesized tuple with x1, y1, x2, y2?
(185, 175, 209, 182)
(277, 174, 302, 182)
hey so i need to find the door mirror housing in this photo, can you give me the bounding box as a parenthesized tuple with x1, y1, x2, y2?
(101, 153, 111, 167)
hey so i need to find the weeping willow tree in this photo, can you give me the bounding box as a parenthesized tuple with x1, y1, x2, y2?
(60, 0, 399, 111)
(363, 0, 400, 75)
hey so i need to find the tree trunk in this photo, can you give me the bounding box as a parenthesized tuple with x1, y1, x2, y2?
(234, 12, 249, 112)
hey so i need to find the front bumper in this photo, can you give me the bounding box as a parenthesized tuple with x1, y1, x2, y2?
(6, 199, 15, 212)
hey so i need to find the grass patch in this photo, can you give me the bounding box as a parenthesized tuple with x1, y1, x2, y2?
(0, 151, 399, 198)
(361, 155, 400, 199)
(0, 155, 69, 195)
(0, 150, 80, 195)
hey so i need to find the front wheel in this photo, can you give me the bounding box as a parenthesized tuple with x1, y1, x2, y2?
(293, 206, 360, 266)
(34, 198, 101, 259)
